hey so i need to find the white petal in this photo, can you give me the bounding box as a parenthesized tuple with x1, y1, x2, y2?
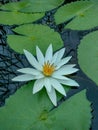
(54, 48, 65, 64)
(34, 73, 44, 79)
(55, 56, 72, 70)
(58, 79, 79, 87)
(44, 78, 51, 92)
(45, 44, 53, 62)
(24, 49, 42, 71)
(17, 68, 41, 75)
(51, 51, 58, 64)
(53, 64, 78, 76)
(33, 78, 44, 94)
(36, 46, 44, 65)
(52, 73, 70, 80)
(46, 87, 57, 106)
(12, 74, 34, 82)
(50, 78, 66, 96)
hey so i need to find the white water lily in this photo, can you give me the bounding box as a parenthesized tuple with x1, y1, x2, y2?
(12, 44, 79, 106)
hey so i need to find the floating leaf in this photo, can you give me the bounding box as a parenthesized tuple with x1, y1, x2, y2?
(0, 0, 64, 13)
(0, 11, 44, 25)
(53, 90, 91, 130)
(0, 1, 28, 11)
(0, 81, 91, 130)
(0, 1, 44, 25)
(79, 0, 96, 1)
(65, 2, 98, 30)
(7, 24, 63, 54)
(0, 82, 53, 130)
(20, 0, 64, 13)
(55, 1, 92, 24)
(55, 1, 98, 30)
(78, 31, 98, 85)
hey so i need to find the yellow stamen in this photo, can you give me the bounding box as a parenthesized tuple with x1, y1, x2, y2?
(43, 61, 55, 76)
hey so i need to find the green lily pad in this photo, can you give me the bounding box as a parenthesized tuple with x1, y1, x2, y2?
(0, 82, 91, 130)
(0, 82, 53, 130)
(65, 2, 98, 30)
(52, 90, 91, 130)
(20, 0, 64, 13)
(78, 31, 98, 85)
(0, 0, 64, 13)
(55, 1, 92, 24)
(0, 1, 28, 11)
(0, 11, 44, 25)
(7, 24, 63, 54)
(0, 1, 44, 25)
(55, 1, 98, 30)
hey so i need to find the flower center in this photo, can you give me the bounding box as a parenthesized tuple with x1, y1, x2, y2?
(43, 61, 55, 76)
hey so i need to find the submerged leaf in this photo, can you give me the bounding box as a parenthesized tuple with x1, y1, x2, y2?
(78, 31, 98, 85)
(0, 82, 91, 130)
(7, 24, 63, 54)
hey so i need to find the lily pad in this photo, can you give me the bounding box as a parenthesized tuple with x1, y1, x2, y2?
(0, 1, 44, 25)
(65, 2, 98, 30)
(55, 1, 92, 24)
(7, 24, 63, 54)
(55, 1, 98, 30)
(0, 82, 91, 130)
(78, 31, 98, 85)
(0, 1, 28, 11)
(0, 11, 44, 25)
(0, 82, 53, 130)
(0, 0, 64, 13)
(53, 90, 91, 130)
(20, 0, 64, 13)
